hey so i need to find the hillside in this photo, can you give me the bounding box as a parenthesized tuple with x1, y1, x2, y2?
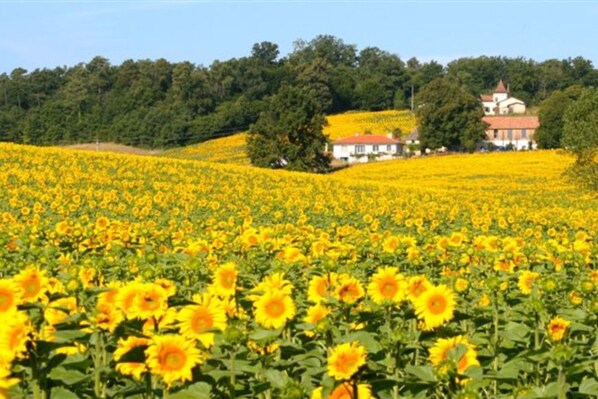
(161, 109, 416, 164)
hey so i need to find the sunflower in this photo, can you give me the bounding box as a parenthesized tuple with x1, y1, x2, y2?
(329, 382, 373, 399)
(0, 365, 19, 399)
(327, 342, 367, 380)
(44, 296, 78, 325)
(78, 267, 96, 289)
(547, 316, 570, 341)
(114, 336, 150, 380)
(429, 335, 479, 376)
(13, 266, 48, 303)
(177, 293, 227, 348)
(307, 273, 338, 304)
(0, 311, 32, 363)
(414, 284, 456, 330)
(304, 303, 330, 326)
(249, 272, 294, 300)
(367, 267, 406, 305)
(407, 275, 431, 302)
(253, 290, 296, 329)
(116, 281, 144, 319)
(211, 262, 237, 297)
(517, 271, 539, 295)
(94, 302, 124, 333)
(154, 278, 177, 297)
(0, 279, 22, 315)
(143, 307, 179, 336)
(133, 283, 169, 321)
(145, 335, 204, 387)
(335, 274, 364, 305)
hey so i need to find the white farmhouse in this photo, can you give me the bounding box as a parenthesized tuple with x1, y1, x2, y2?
(332, 134, 401, 163)
(481, 80, 526, 115)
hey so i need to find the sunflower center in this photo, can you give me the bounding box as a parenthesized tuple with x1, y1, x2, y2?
(161, 348, 186, 370)
(220, 273, 235, 289)
(9, 326, 26, 351)
(265, 298, 285, 318)
(336, 353, 359, 374)
(141, 294, 160, 310)
(0, 291, 13, 312)
(316, 280, 328, 296)
(457, 353, 469, 372)
(427, 294, 447, 315)
(381, 281, 398, 297)
(191, 309, 213, 332)
(339, 285, 358, 301)
(23, 278, 41, 297)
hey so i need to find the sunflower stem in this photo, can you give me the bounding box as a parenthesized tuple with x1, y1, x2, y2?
(230, 347, 236, 398)
(534, 311, 540, 386)
(492, 294, 499, 397)
(557, 366, 567, 399)
(94, 330, 105, 398)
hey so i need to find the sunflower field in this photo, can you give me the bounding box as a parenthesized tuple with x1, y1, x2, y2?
(0, 143, 596, 399)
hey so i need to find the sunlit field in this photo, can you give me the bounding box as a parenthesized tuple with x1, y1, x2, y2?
(0, 143, 596, 398)
(162, 110, 416, 165)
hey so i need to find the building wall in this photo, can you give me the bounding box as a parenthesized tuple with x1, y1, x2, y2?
(482, 101, 495, 115)
(485, 128, 536, 150)
(333, 143, 400, 163)
(493, 92, 508, 104)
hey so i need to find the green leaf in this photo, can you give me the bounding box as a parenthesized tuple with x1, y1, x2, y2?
(264, 369, 287, 389)
(579, 377, 598, 396)
(52, 329, 88, 343)
(502, 321, 531, 343)
(51, 387, 79, 399)
(48, 367, 89, 385)
(405, 365, 437, 383)
(249, 328, 281, 341)
(343, 331, 383, 353)
(520, 382, 561, 398)
(170, 382, 212, 399)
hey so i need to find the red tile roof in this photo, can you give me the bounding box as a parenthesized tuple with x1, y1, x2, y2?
(483, 116, 539, 130)
(494, 80, 508, 93)
(332, 134, 400, 145)
(480, 94, 493, 102)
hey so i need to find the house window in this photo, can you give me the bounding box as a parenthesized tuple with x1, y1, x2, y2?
(485, 107, 490, 113)
(493, 129, 498, 139)
(507, 129, 513, 140)
(355, 145, 365, 154)
(372, 145, 379, 152)
(387, 145, 392, 152)
(521, 129, 527, 139)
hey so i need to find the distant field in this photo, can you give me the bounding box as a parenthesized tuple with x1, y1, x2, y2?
(160, 110, 417, 164)
(324, 109, 416, 140)
(62, 142, 161, 156)
(161, 133, 250, 164)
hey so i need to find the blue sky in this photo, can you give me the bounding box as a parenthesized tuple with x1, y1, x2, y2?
(0, 0, 597, 73)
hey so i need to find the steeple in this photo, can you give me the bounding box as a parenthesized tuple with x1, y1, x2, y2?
(494, 80, 508, 94)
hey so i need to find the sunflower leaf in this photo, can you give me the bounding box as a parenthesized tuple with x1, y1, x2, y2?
(170, 382, 212, 399)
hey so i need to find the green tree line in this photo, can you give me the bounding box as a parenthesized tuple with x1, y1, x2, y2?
(0, 35, 596, 148)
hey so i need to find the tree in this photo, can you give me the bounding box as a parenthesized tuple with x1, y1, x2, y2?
(416, 78, 486, 152)
(246, 84, 330, 172)
(535, 85, 583, 149)
(562, 88, 598, 190)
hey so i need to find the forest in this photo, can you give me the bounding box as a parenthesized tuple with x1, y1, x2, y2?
(1, 35, 596, 148)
